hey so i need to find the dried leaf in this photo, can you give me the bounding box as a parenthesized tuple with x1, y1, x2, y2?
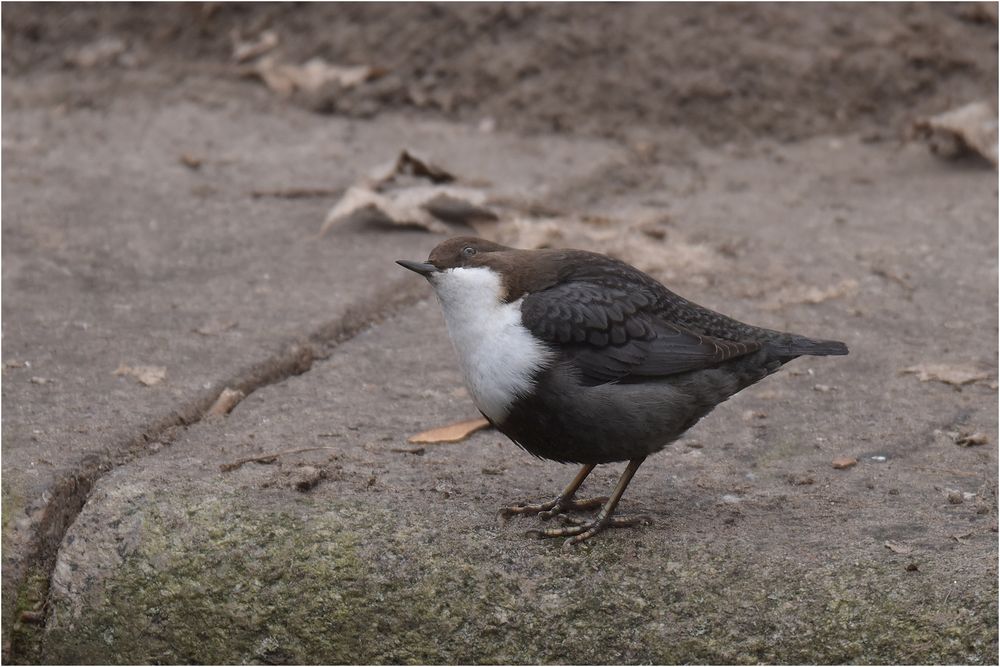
(372, 150, 456, 185)
(113, 364, 166, 386)
(914, 101, 998, 166)
(321, 185, 451, 234)
(320, 150, 493, 236)
(884, 540, 914, 555)
(955, 431, 989, 447)
(247, 56, 381, 97)
(208, 387, 245, 416)
(408, 417, 491, 444)
(231, 29, 279, 63)
(901, 363, 989, 387)
(831, 456, 858, 470)
(179, 153, 203, 170)
(65, 37, 127, 68)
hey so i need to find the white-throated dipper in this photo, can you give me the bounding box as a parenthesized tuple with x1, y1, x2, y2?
(397, 236, 848, 545)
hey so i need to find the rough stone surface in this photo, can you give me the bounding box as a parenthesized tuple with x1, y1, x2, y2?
(42, 139, 998, 663)
(1, 69, 620, 658)
(3, 4, 998, 664)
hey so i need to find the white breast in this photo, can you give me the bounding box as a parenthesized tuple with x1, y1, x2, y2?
(430, 266, 552, 422)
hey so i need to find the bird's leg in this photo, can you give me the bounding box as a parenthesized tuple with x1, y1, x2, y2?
(527, 457, 652, 546)
(499, 464, 608, 520)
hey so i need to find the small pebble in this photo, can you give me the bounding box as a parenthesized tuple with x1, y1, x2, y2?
(832, 456, 858, 470)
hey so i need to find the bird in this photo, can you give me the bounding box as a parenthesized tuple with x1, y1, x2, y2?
(397, 236, 848, 545)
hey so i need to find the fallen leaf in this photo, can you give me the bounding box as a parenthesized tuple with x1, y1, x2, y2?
(321, 185, 450, 234)
(113, 364, 166, 386)
(65, 37, 127, 68)
(914, 101, 998, 166)
(832, 456, 858, 470)
(901, 363, 989, 387)
(884, 540, 914, 555)
(320, 151, 494, 236)
(179, 153, 203, 170)
(372, 150, 456, 185)
(208, 388, 245, 416)
(230, 29, 279, 63)
(955, 431, 989, 447)
(408, 417, 491, 444)
(247, 56, 381, 97)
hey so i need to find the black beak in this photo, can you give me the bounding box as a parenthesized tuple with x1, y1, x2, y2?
(396, 259, 439, 277)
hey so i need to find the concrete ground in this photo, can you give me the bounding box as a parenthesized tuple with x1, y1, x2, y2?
(2, 7, 998, 664)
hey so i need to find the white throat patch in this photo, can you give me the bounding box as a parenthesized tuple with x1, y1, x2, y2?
(430, 266, 552, 422)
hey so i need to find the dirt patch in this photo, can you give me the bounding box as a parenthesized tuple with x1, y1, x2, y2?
(4, 3, 996, 144)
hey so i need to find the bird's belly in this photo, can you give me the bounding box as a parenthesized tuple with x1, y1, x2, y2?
(497, 366, 723, 464)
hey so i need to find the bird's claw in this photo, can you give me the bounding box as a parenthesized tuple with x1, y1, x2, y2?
(526, 514, 654, 545)
(499, 495, 609, 521)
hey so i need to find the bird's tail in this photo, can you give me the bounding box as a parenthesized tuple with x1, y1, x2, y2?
(765, 335, 849, 357)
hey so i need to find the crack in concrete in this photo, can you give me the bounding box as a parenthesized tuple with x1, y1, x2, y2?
(4, 276, 430, 662)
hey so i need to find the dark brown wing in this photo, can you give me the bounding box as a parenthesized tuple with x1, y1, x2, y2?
(520, 280, 759, 385)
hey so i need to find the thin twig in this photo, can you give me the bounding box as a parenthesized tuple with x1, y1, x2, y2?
(250, 187, 343, 199)
(219, 446, 339, 472)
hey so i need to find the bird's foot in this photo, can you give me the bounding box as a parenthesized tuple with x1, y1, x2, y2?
(498, 495, 609, 521)
(526, 512, 654, 546)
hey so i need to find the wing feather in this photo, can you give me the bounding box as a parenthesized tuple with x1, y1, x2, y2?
(520, 280, 759, 385)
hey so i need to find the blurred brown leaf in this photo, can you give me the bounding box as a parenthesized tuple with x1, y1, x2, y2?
(113, 363, 166, 386)
(914, 101, 998, 166)
(248, 56, 382, 97)
(408, 417, 491, 444)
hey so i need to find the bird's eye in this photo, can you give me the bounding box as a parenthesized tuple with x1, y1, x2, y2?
(462, 246, 477, 257)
